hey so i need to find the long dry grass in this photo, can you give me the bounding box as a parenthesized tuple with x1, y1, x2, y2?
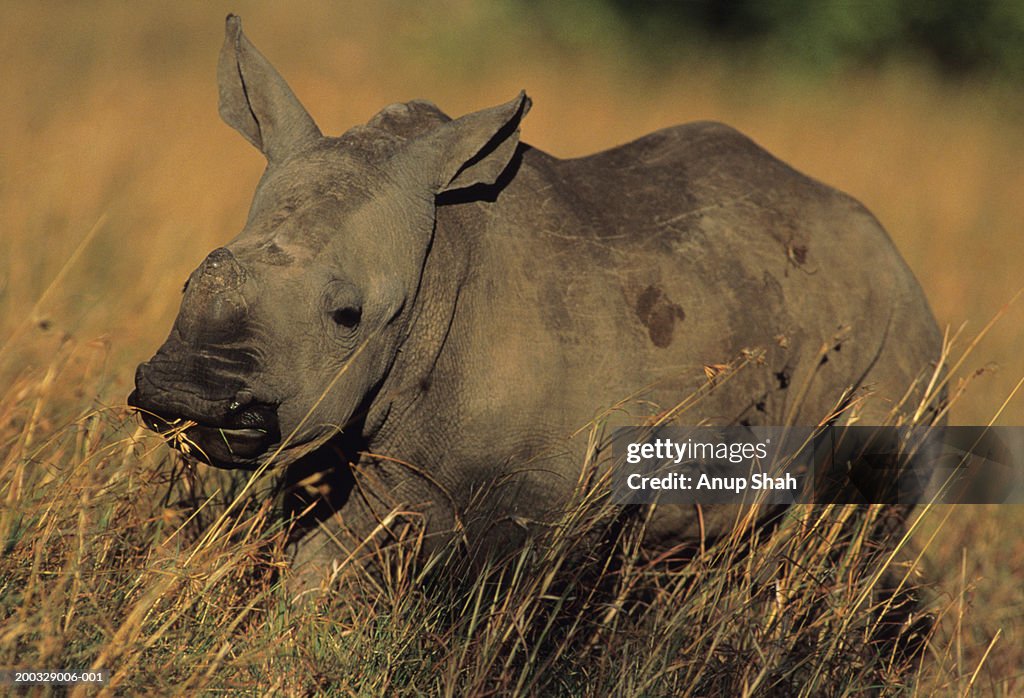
(0, 336, 1008, 695)
(2, 2, 1023, 695)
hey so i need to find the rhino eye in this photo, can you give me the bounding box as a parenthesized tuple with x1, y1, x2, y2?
(331, 306, 362, 329)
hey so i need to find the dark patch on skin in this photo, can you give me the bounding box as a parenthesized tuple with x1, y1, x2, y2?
(762, 270, 782, 296)
(257, 240, 294, 266)
(791, 244, 808, 265)
(267, 204, 296, 228)
(538, 277, 573, 335)
(785, 239, 817, 276)
(775, 368, 790, 390)
(635, 285, 685, 348)
(755, 399, 767, 413)
(819, 354, 829, 366)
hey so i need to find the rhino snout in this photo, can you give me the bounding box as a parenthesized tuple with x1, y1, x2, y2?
(128, 367, 281, 469)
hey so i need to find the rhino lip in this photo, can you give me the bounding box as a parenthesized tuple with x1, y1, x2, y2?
(145, 417, 278, 470)
(179, 423, 272, 466)
(129, 390, 281, 469)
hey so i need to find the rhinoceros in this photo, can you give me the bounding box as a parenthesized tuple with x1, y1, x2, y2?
(129, 15, 942, 587)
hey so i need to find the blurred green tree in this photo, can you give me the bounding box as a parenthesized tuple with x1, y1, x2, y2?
(519, 0, 1024, 80)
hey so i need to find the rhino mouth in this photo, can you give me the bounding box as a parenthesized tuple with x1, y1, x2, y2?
(152, 419, 276, 469)
(128, 389, 281, 470)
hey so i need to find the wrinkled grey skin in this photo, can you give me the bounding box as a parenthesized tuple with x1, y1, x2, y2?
(130, 16, 942, 590)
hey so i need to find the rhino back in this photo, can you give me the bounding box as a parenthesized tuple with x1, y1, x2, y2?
(367, 120, 941, 543)
(427, 123, 932, 449)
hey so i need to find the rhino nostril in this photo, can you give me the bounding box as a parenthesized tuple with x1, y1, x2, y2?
(225, 396, 277, 432)
(237, 410, 265, 428)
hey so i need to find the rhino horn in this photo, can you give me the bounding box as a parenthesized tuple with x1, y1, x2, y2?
(218, 14, 322, 162)
(168, 247, 249, 346)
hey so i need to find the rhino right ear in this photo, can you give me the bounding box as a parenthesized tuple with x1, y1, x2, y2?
(401, 92, 531, 195)
(217, 14, 321, 162)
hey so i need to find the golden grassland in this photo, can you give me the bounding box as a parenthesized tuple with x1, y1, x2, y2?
(2, 2, 1023, 695)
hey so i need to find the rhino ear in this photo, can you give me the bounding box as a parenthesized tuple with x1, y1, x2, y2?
(217, 14, 322, 162)
(411, 91, 531, 194)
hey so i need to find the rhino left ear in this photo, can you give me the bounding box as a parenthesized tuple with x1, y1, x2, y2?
(411, 91, 531, 194)
(218, 14, 322, 162)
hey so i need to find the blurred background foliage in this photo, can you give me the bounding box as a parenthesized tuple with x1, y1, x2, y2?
(520, 0, 1024, 81)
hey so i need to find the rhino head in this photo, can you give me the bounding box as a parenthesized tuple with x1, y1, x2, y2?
(129, 15, 529, 469)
